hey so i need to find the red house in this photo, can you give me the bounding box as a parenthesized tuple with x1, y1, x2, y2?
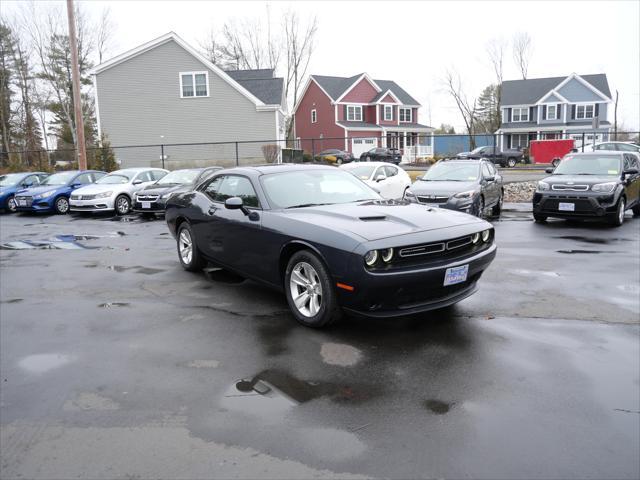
(293, 73, 434, 160)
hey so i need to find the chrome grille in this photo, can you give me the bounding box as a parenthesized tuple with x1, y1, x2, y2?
(15, 196, 33, 207)
(551, 184, 589, 191)
(398, 235, 473, 258)
(71, 194, 96, 200)
(137, 195, 159, 202)
(417, 195, 449, 204)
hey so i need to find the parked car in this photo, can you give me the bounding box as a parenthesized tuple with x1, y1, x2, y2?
(340, 162, 411, 199)
(0, 172, 49, 213)
(165, 164, 496, 328)
(314, 149, 354, 165)
(405, 159, 503, 217)
(70, 168, 168, 215)
(533, 151, 640, 226)
(456, 145, 524, 168)
(14, 170, 106, 214)
(359, 147, 401, 164)
(132, 167, 221, 215)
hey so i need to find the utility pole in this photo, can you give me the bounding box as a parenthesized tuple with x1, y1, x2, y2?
(66, 0, 87, 170)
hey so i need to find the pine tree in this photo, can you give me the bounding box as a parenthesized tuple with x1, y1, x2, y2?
(0, 21, 17, 166)
(476, 84, 501, 134)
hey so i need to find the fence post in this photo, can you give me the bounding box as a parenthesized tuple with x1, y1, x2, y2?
(581, 133, 585, 152)
(161, 144, 165, 169)
(235, 142, 239, 166)
(311, 139, 315, 161)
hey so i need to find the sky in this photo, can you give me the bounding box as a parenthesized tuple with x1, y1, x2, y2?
(4, 0, 640, 131)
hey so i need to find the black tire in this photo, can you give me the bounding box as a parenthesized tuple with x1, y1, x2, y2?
(115, 194, 131, 215)
(284, 250, 342, 328)
(533, 213, 547, 223)
(607, 197, 626, 227)
(633, 203, 640, 217)
(5, 195, 17, 213)
(176, 222, 206, 272)
(54, 196, 70, 215)
(491, 191, 503, 216)
(507, 157, 517, 168)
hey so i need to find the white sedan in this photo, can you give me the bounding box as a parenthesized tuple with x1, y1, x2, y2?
(70, 168, 168, 215)
(340, 161, 411, 199)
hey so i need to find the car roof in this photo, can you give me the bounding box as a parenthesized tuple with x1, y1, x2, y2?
(341, 161, 396, 168)
(214, 163, 338, 176)
(570, 151, 624, 157)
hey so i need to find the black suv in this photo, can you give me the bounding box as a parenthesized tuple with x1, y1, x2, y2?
(533, 151, 640, 226)
(359, 147, 401, 164)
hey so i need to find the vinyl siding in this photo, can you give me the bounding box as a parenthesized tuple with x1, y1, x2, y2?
(557, 78, 604, 103)
(96, 39, 277, 168)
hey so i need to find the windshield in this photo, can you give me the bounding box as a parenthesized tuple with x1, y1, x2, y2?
(346, 165, 376, 180)
(0, 173, 25, 187)
(422, 163, 480, 182)
(96, 173, 131, 184)
(470, 146, 486, 154)
(554, 154, 621, 175)
(157, 169, 199, 185)
(41, 171, 76, 186)
(260, 169, 381, 209)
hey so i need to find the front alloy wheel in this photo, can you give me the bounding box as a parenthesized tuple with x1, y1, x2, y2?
(6, 195, 17, 213)
(507, 157, 517, 168)
(608, 197, 626, 227)
(289, 262, 323, 317)
(55, 196, 70, 214)
(177, 223, 205, 271)
(115, 195, 130, 215)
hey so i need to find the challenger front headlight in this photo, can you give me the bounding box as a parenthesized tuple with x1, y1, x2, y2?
(591, 182, 616, 193)
(537, 181, 550, 191)
(36, 190, 56, 199)
(453, 190, 476, 199)
(364, 250, 378, 267)
(94, 191, 113, 198)
(482, 229, 491, 242)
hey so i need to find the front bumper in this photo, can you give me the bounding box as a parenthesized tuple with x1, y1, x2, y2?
(132, 199, 166, 213)
(338, 243, 496, 318)
(14, 195, 56, 212)
(533, 191, 619, 218)
(69, 196, 115, 212)
(409, 195, 476, 214)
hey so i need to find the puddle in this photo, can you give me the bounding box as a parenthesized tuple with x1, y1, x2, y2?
(0, 234, 104, 250)
(554, 235, 632, 244)
(63, 392, 120, 411)
(0, 298, 23, 304)
(320, 343, 363, 367)
(185, 360, 220, 368)
(557, 250, 604, 254)
(98, 302, 130, 308)
(424, 399, 455, 415)
(296, 427, 367, 461)
(18, 353, 74, 374)
(617, 284, 640, 295)
(105, 265, 165, 275)
(511, 269, 560, 278)
(135, 267, 165, 275)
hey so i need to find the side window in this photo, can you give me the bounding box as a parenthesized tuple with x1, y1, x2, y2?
(482, 163, 492, 178)
(75, 173, 93, 184)
(488, 163, 498, 175)
(374, 167, 386, 179)
(623, 155, 633, 171)
(23, 175, 39, 186)
(92, 172, 106, 182)
(631, 156, 640, 170)
(204, 176, 223, 199)
(384, 166, 398, 177)
(152, 170, 167, 181)
(136, 171, 153, 182)
(618, 143, 638, 152)
(216, 175, 260, 208)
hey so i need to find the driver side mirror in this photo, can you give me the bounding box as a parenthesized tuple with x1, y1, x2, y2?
(484, 175, 495, 182)
(132, 179, 143, 185)
(623, 168, 639, 176)
(545, 168, 554, 174)
(375, 174, 387, 182)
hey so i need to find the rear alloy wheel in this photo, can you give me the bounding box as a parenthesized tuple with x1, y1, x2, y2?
(336, 158, 343, 165)
(285, 250, 341, 328)
(115, 195, 131, 215)
(507, 157, 517, 168)
(177, 223, 205, 271)
(6, 195, 17, 213)
(607, 197, 626, 227)
(54, 196, 70, 214)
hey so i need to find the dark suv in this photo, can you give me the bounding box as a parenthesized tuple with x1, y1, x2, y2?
(533, 152, 640, 226)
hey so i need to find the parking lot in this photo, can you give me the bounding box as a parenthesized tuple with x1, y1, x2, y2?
(1, 208, 639, 479)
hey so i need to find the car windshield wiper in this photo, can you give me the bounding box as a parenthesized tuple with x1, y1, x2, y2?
(286, 202, 333, 209)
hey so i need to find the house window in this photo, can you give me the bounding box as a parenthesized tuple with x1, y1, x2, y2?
(384, 105, 393, 121)
(547, 105, 557, 120)
(311, 109, 317, 123)
(346, 105, 362, 121)
(180, 71, 208, 98)
(576, 104, 595, 119)
(510, 133, 529, 149)
(512, 107, 529, 122)
(399, 108, 412, 122)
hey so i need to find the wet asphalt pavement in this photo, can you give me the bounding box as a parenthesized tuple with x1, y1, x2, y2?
(1, 207, 639, 479)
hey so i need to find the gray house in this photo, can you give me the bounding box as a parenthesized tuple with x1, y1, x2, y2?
(92, 32, 286, 168)
(496, 73, 613, 150)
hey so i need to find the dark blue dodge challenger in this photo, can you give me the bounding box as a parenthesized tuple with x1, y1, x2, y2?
(165, 164, 496, 328)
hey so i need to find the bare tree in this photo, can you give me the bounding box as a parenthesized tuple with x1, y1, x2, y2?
(96, 7, 114, 64)
(486, 37, 506, 128)
(512, 32, 533, 80)
(443, 69, 478, 148)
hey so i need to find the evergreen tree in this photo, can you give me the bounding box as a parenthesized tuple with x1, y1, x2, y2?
(0, 21, 17, 165)
(476, 84, 501, 134)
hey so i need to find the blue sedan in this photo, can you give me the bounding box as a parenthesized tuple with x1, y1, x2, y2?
(0, 172, 49, 213)
(14, 170, 106, 214)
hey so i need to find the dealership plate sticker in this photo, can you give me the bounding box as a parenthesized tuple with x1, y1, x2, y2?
(426, 204, 440, 208)
(558, 202, 575, 212)
(18, 199, 27, 206)
(142, 201, 151, 209)
(444, 264, 469, 286)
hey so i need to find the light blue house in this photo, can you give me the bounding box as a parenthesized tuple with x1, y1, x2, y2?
(496, 73, 613, 150)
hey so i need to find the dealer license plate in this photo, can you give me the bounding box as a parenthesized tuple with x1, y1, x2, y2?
(426, 204, 439, 208)
(558, 202, 575, 212)
(18, 199, 27, 206)
(141, 201, 151, 209)
(444, 264, 469, 286)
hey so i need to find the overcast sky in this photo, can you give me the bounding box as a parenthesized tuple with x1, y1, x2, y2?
(5, 0, 640, 131)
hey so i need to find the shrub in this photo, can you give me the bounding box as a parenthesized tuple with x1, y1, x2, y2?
(261, 144, 281, 163)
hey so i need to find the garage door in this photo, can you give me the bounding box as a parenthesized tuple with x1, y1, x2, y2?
(352, 137, 378, 158)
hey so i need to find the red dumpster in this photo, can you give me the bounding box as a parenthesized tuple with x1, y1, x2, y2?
(529, 139, 575, 164)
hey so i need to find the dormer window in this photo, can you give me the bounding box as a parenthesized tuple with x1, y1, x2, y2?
(180, 71, 208, 98)
(547, 105, 557, 120)
(346, 105, 363, 121)
(512, 107, 529, 122)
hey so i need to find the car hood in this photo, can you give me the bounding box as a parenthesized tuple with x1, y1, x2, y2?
(139, 184, 190, 195)
(457, 151, 472, 157)
(280, 200, 485, 242)
(73, 183, 126, 194)
(410, 180, 479, 196)
(16, 185, 63, 196)
(542, 174, 619, 186)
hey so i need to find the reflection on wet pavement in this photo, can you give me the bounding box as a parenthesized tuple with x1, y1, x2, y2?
(18, 353, 75, 374)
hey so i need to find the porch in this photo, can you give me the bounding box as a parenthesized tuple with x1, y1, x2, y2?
(382, 130, 434, 162)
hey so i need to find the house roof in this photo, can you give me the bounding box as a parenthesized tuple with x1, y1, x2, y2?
(337, 121, 382, 130)
(225, 70, 284, 105)
(501, 74, 611, 105)
(312, 74, 420, 105)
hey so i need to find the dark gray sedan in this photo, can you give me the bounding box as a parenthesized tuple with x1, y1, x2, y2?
(404, 159, 504, 217)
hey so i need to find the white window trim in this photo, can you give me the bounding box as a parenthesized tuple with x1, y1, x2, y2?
(311, 109, 317, 123)
(512, 107, 530, 123)
(180, 71, 209, 98)
(399, 108, 412, 123)
(347, 105, 363, 122)
(384, 105, 393, 121)
(546, 105, 557, 120)
(575, 103, 595, 119)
